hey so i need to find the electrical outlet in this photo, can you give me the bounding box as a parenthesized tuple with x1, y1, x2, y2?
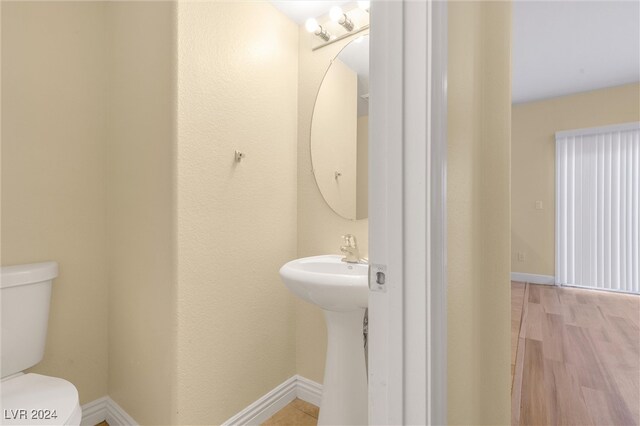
(535, 201, 543, 210)
(517, 252, 525, 262)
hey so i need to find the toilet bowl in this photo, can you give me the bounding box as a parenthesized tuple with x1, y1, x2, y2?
(0, 262, 82, 426)
(1, 373, 81, 426)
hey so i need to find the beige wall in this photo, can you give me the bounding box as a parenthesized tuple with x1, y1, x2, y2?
(2, 2, 107, 403)
(356, 116, 368, 219)
(176, 2, 298, 423)
(512, 83, 640, 276)
(296, 27, 369, 384)
(1, 1, 109, 404)
(311, 59, 358, 219)
(0, 4, 520, 424)
(1, 3, 178, 419)
(448, 2, 512, 424)
(106, 2, 177, 424)
(2, 3, 313, 422)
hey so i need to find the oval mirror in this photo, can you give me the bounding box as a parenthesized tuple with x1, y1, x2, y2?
(310, 35, 369, 220)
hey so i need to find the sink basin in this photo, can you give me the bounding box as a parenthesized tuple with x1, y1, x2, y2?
(279, 255, 368, 312)
(279, 255, 368, 426)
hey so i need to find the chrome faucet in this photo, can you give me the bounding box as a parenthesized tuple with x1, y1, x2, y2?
(340, 234, 361, 263)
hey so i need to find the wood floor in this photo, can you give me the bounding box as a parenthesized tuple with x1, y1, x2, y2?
(511, 282, 640, 426)
(262, 398, 319, 425)
(512, 281, 526, 385)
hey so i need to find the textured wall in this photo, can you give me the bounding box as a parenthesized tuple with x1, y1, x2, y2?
(106, 2, 177, 424)
(296, 26, 369, 384)
(512, 83, 640, 276)
(176, 2, 299, 423)
(1, 1, 109, 404)
(448, 2, 512, 423)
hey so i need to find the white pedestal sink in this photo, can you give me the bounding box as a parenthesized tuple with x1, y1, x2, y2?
(279, 255, 368, 426)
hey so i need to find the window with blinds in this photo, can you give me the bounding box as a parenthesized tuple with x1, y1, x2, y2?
(555, 122, 639, 294)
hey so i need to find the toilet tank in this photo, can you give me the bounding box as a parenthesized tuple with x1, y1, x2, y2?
(0, 262, 58, 378)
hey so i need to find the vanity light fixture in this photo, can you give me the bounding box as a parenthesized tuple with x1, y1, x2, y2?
(305, 18, 331, 41)
(357, 1, 370, 12)
(329, 6, 355, 32)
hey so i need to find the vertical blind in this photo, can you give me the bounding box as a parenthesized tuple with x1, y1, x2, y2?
(555, 122, 640, 294)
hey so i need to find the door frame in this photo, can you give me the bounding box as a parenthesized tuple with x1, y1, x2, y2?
(368, 1, 448, 424)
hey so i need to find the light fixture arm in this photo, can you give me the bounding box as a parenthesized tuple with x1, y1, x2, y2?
(337, 13, 355, 32)
(315, 25, 331, 41)
(306, 18, 331, 41)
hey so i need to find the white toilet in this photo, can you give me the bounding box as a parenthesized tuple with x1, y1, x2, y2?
(1, 262, 82, 426)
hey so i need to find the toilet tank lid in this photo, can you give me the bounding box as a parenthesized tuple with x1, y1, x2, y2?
(0, 262, 58, 289)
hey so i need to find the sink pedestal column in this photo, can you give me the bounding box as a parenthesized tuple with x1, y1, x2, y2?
(318, 308, 368, 426)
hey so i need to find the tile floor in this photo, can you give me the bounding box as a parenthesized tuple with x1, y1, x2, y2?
(262, 398, 319, 425)
(91, 401, 319, 426)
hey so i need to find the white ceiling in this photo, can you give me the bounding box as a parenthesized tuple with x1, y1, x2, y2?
(271, 1, 350, 25)
(272, 1, 640, 104)
(513, 1, 640, 104)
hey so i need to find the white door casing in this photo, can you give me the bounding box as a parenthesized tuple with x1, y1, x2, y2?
(368, 1, 447, 424)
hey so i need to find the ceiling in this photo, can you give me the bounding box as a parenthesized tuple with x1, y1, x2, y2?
(271, 1, 350, 25)
(513, 0, 640, 103)
(272, 1, 640, 104)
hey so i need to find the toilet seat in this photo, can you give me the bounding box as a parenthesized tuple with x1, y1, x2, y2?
(0, 373, 81, 425)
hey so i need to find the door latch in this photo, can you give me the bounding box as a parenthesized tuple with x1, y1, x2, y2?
(369, 264, 387, 293)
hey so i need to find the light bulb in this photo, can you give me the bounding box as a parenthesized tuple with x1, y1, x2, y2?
(358, 1, 370, 11)
(305, 18, 319, 34)
(329, 6, 344, 22)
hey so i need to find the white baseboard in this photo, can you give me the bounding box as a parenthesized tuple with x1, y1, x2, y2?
(106, 398, 138, 426)
(511, 272, 555, 285)
(222, 375, 323, 426)
(80, 397, 109, 426)
(81, 376, 321, 426)
(295, 376, 322, 407)
(81, 396, 138, 426)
